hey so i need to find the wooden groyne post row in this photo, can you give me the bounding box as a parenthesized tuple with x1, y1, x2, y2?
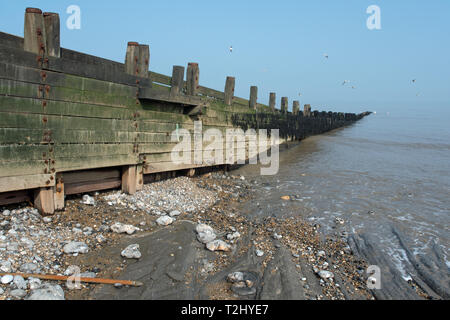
(0, 7, 370, 214)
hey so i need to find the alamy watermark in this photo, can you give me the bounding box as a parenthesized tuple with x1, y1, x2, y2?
(66, 5, 81, 30)
(366, 5, 381, 30)
(170, 121, 280, 175)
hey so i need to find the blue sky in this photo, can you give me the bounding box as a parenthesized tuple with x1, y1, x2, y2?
(1, 0, 449, 114)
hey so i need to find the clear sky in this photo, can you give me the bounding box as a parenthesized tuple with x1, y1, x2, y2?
(1, 0, 449, 114)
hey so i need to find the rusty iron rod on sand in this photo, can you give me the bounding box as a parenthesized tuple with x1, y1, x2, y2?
(0, 272, 143, 287)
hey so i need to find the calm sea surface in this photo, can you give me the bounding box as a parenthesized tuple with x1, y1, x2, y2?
(236, 106, 450, 279)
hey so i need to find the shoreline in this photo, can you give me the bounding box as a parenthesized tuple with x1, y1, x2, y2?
(1, 168, 388, 300)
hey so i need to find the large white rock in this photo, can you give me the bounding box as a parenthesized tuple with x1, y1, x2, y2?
(26, 284, 65, 300)
(197, 230, 216, 244)
(110, 222, 139, 235)
(121, 244, 142, 259)
(156, 216, 174, 226)
(63, 241, 89, 254)
(196, 224, 214, 234)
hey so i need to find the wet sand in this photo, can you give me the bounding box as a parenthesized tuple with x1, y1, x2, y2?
(60, 171, 379, 300)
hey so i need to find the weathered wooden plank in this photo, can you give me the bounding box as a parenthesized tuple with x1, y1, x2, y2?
(0, 173, 54, 193)
(0, 145, 48, 161)
(0, 160, 47, 177)
(170, 66, 184, 96)
(54, 144, 133, 159)
(0, 95, 131, 120)
(0, 128, 46, 144)
(65, 179, 121, 196)
(54, 154, 137, 172)
(139, 86, 209, 107)
(63, 168, 121, 185)
(0, 190, 30, 206)
(0, 32, 24, 49)
(0, 62, 138, 97)
(0, 44, 151, 87)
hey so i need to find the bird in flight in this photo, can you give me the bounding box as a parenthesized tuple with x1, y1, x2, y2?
(229, 45, 233, 53)
(298, 92, 302, 96)
(324, 53, 329, 59)
(412, 79, 416, 83)
(342, 80, 350, 86)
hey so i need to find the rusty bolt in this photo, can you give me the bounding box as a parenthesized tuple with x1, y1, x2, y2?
(46, 180, 50, 185)
(50, 176, 54, 180)
(42, 100, 47, 107)
(56, 187, 62, 193)
(42, 117, 48, 123)
(44, 160, 49, 164)
(51, 160, 55, 165)
(51, 168, 55, 173)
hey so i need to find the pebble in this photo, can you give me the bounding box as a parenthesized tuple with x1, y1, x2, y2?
(43, 217, 52, 223)
(63, 242, 89, 254)
(318, 270, 334, 280)
(110, 222, 139, 235)
(169, 210, 181, 217)
(10, 289, 27, 299)
(255, 250, 264, 257)
(121, 244, 142, 259)
(156, 216, 174, 226)
(81, 194, 96, 206)
(206, 240, 231, 252)
(1, 274, 13, 284)
(13, 275, 27, 290)
(227, 272, 244, 283)
(28, 277, 42, 290)
(19, 262, 38, 273)
(26, 284, 65, 300)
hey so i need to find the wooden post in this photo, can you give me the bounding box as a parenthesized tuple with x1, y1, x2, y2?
(186, 63, 199, 95)
(53, 173, 64, 210)
(304, 104, 311, 117)
(293, 101, 300, 115)
(34, 187, 55, 215)
(125, 42, 140, 75)
(122, 166, 137, 195)
(43, 12, 60, 58)
(171, 66, 185, 95)
(136, 165, 144, 191)
(224, 76, 235, 106)
(281, 97, 288, 114)
(249, 86, 258, 109)
(24, 8, 47, 56)
(138, 44, 150, 78)
(269, 92, 276, 111)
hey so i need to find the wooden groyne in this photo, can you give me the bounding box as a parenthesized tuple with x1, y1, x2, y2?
(0, 7, 370, 214)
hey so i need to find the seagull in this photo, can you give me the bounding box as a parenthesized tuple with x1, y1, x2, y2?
(323, 53, 329, 59)
(342, 80, 350, 86)
(298, 92, 302, 96)
(412, 79, 416, 83)
(229, 45, 233, 53)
